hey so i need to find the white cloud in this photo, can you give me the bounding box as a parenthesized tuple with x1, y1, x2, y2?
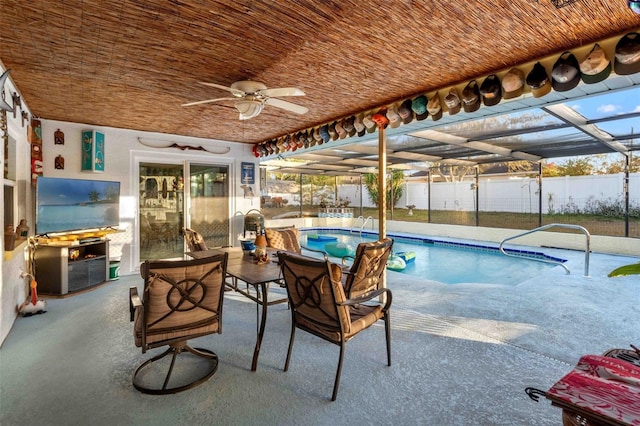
(597, 104, 619, 113)
(634, 105, 640, 113)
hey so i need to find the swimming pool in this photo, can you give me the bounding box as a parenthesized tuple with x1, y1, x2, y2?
(300, 228, 566, 285)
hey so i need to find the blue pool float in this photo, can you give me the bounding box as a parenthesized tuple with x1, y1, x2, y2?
(387, 255, 407, 271)
(307, 234, 338, 242)
(396, 251, 416, 263)
(324, 242, 355, 258)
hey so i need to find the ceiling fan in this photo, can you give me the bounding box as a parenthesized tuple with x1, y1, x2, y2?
(182, 80, 308, 120)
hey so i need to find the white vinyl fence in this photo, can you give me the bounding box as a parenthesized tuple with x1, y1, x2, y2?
(269, 173, 640, 214)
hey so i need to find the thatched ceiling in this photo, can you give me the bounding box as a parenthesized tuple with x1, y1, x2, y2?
(1, 0, 639, 144)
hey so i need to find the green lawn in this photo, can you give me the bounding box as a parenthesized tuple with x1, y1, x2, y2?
(262, 206, 639, 238)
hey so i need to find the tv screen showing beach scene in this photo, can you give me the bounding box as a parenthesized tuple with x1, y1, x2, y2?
(36, 177, 121, 235)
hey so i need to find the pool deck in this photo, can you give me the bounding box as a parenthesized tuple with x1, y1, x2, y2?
(1, 238, 638, 425)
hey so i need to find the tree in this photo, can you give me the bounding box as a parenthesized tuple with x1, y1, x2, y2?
(542, 158, 593, 177)
(431, 164, 476, 182)
(506, 161, 536, 173)
(363, 170, 404, 208)
(300, 174, 335, 206)
(599, 154, 640, 174)
(88, 190, 100, 203)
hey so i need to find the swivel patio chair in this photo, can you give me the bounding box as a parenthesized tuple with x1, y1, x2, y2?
(277, 251, 392, 401)
(129, 253, 228, 394)
(341, 237, 394, 299)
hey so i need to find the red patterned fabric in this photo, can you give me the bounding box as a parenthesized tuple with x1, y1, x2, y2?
(547, 355, 640, 425)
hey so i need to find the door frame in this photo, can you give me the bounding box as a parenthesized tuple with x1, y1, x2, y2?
(130, 150, 235, 273)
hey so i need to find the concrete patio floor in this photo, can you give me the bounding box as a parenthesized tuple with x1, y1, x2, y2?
(1, 246, 638, 425)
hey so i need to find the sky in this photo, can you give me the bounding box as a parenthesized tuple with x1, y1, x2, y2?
(37, 177, 120, 205)
(570, 85, 640, 118)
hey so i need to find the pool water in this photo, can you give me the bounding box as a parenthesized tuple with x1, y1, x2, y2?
(301, 229, 565, 285)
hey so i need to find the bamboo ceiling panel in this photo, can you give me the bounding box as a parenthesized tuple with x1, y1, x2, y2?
(1, 0, 639, 144)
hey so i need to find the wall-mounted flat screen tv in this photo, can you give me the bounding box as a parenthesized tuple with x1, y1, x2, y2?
(36, 176, 121, 236)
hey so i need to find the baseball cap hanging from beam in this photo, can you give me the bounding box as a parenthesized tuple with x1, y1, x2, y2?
(372, 109, 389, 129)
(444, 88, 461, 115)
(480, 74, 502, 106)
(614, 32, 640, 75)
(502, 68, 525, 99)
(386, 104, 402, 128)
(363, 112, 377, 132)
(526, 62, 552, 98)
(411, 95, 429, 120)
(327, 121, 338, 141)
(461, 80, 481, 113)
(579, 44, 611, 84)
(335, 119, 347, 139)
(551, 51, 581, 92)
(354, 114, 366, 137)
(398, 99, 414, 124)
(319, 124, 330, 144)
(427, 92, 443, 121)
(343, 116, 356, 137)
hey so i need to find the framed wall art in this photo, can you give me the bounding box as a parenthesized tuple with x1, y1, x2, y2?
(81, 130, 105, 172)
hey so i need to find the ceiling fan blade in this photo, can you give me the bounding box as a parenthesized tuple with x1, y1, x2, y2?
(259, 87, 305, 97)
(199, 82, 245, 97)
(265, 98, 308, 115)
(181, 97, 237, 107)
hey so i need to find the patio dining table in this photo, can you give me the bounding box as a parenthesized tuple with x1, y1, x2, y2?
(187, 246, 287, 371)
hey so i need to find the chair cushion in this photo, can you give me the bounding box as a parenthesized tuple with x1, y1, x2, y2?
(191, 232, 208, 251)
(344, 238, 393, 298)
(329, 262, 342, 282)
(296, 303, 383, 342)
(136, 266, 222, 348)
(546, 355, 640, 425)
(297, 263, 377, 339)
(265, 227, 301, 253)
(135, 310, 219, 347)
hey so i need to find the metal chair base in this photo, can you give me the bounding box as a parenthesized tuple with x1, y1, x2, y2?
(133, 343, 218, 395)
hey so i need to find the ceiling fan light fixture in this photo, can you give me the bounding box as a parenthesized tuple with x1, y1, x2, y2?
(235, 99, 264, 119)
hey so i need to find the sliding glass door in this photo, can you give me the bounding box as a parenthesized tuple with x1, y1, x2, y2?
(187, 163, 229, 248)
(138, 161, 229, 261)
(139, 163, 185, 260)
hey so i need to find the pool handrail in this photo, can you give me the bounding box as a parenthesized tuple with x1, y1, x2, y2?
(350, 216, 373, 236)
(350, 216, 363, 234)
(498, 223, 590, 277)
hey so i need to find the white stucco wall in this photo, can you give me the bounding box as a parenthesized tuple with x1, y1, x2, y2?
(1, 66, 34, 346)
(37, 119, 256, 276)
(1, 68, 259, 345)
